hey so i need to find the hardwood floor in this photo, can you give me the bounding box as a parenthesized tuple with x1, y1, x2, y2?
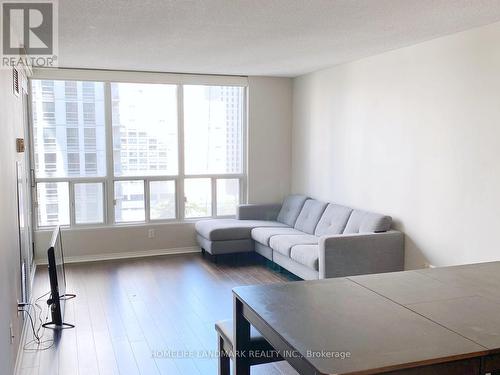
(19, 253, 299, 375)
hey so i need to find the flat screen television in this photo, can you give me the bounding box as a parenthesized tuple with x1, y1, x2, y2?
(43, 226, 75, 329)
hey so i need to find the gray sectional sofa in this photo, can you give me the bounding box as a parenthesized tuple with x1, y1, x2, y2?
(195, 194, 404, 280)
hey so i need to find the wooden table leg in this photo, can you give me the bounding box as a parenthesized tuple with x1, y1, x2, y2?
(233, 296, 251, 375)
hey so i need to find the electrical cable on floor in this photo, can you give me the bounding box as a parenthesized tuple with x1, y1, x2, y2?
(21, 291, 55, 352)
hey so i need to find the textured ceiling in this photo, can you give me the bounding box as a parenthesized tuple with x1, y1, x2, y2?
(57, 0, 500, 77)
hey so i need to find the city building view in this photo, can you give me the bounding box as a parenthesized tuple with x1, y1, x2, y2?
(31, 80, 244, 226)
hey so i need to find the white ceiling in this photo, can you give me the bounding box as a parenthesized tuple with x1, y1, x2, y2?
(58, 0, 500, 77)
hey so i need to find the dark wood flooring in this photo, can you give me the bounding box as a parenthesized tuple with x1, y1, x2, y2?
(19, 253, 299, 375)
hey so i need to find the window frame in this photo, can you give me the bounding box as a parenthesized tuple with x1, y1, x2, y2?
(30, 76, 248, 230)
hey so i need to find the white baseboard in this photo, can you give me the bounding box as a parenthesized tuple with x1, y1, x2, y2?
(62, 246, 202, 264)
(35, 246, 201, 265)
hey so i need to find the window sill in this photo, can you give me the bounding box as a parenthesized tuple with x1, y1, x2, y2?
(35, 216, 236, 232)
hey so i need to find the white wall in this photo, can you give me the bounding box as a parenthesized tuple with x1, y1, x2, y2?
(248, 77, 292, 203)
(34, 222, 198, 262)
(0, 68, 26, 374)
(34, 76, 292, 261)
(292, 21, 500, 269)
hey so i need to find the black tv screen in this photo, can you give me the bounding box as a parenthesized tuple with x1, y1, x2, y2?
(47, 226, 66, 326)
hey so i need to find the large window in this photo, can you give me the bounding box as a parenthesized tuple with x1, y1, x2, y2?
(184, 85, 244, 174)
(111, 83, 178, 177)
(32, 80, 106, 180)
(31, 78, 246, 228)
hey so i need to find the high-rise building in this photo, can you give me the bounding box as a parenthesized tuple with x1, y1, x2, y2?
(31, 80, 106, 225)
(32, 81, 243, 224)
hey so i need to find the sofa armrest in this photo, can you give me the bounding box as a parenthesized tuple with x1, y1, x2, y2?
(236, 203, 282, 221)
(318, 230, 404, 279)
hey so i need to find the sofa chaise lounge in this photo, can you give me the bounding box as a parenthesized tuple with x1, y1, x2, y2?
(195, 194, 404, 280)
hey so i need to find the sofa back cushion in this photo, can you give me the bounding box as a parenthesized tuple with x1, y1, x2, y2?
(294, 199, 328, 234)
(314, 204, 353, 236)
(276, 194, 308, 227)
(343, 209, 392, 233)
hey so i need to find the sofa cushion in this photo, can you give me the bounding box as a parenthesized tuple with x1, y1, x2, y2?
(251, 227, 304, 246)
(343, 210, 392, 234)
(314, 204, 353, 236)
(276, 194, 308, 226)
(270, 234, 319, 257)
(293, 199, 328, 234)
(195, 219, 287, 241)
(290, 245, 319, 271)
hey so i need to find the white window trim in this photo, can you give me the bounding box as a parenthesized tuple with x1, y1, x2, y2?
(30, 70, 248, 230)
(32, 68, 248, 87)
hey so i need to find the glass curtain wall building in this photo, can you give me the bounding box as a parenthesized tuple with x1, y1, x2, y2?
(31, 79, 245, 227)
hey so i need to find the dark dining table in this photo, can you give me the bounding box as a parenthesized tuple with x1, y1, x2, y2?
(232, 261, 500, 374)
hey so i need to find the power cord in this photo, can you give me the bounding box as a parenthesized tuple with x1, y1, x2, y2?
(19, 291, 54, 351)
